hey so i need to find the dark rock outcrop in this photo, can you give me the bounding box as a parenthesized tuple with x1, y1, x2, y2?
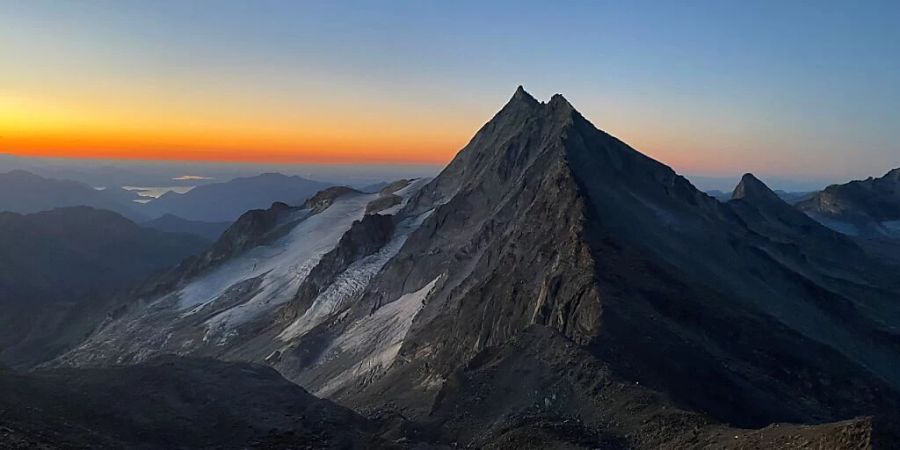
(0, 357, 408, 449)
(304, 186, 361, 212)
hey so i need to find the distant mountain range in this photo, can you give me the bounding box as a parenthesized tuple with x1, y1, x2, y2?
(138, 173, 333, 222)
(0, 153, 440, 191)
(0, 170, 338, 237)
(0, 170, 146, 221)
(39, 88, 900, 448)
(706, 187, 815, 204)
(0, 207, 209, 368)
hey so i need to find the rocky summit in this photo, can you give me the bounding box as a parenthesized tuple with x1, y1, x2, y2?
(9, 88, 899, 449)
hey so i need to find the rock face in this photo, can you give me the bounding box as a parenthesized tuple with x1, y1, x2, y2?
(425, 326, 882, 449)
(188, 201, 298, 273)
(282, 213, 395, 322)
(51, 88, 900, 448)
(343, 88, 900, 433)
(797, 168, 900, 238)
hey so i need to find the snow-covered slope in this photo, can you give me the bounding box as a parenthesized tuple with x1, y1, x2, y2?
(313, 276, 440, 396)
(182, 193, 374, 329)
(277, 205, 432, 342)
(55, 179, 437, 394)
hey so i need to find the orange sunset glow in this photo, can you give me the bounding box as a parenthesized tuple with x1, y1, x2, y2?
(0, 92, 472, 164)
(0, 88, 763, 173)
(1, 132, 464, 165)
(2, 0, 897, 181)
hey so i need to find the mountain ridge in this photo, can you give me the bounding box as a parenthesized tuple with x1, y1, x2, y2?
(797, 167, 900, 238)
(49, 88, 900, 448)
(141, 172, 333, 222)
(336, 88, 900, 432)
(0, 169, 145, 220)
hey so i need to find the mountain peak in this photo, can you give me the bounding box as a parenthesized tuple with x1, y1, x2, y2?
(731, 173, 782, 204)
(507, 85, 540, 107)
(548, 93, 573, 109)
(498, 87, 580, 122)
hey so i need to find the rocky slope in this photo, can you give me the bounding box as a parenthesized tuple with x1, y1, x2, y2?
(424, 326, 882, 449)
(797, 168, 900, 238)
(337, 89, 900, 432)
(0, 357, 412, 449)
(53, 88, 900, 448)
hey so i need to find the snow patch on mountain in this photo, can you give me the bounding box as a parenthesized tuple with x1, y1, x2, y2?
(278, 208, 435, 342)
(177, 193, 378, 329)
(376, 177, 432, 216)
(314, 276, 440, 396)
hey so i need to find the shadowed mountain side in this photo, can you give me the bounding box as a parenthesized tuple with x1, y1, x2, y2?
(0, 357, 418, 449)
(0, 207, 209, 368)
(426, 326, 884, 449)
(142, 213, 232, 241)
(332, 88, 900, 434)
(797, 168, 900, 238)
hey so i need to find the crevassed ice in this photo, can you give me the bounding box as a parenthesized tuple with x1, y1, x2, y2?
(314, 276, 441, 396)
(277, 207, 434, 341)
(177, 193, 378, 329)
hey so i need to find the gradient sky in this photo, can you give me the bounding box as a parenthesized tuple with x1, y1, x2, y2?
(2, 0, 898, 180)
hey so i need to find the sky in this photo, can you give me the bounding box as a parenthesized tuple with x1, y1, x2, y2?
(1, 0, 898, 182)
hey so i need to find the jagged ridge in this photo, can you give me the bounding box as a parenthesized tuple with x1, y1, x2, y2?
(49, 87, 900, 448)
(335, 88, 900, 438)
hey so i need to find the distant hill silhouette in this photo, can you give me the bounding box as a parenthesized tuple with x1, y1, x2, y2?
(0, 170, 145, 220)
(0, 206, 209, 368)
(140, 173, 332, 222)
(142, 214, 231, 241)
